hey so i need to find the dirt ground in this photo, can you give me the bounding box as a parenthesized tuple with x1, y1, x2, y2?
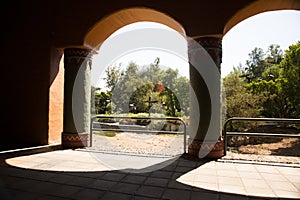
(226, 125, 300, 164)
(236, 138, 300, 156)
(88, 132, 185, 156)
(87, 125, 300, 164)
(228, 125, 300, 156)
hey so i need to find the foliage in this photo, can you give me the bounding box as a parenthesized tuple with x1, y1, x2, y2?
(94, 91, 111, 114)
(244, 47, 268, 81)
(97, 117, 116, 123)
(135, 113, 151, 126)
(224, 42, 300, 121)
(240, 45, 283, 82)
(247, 42, 300, 118)
(93, 131, 116, 137)
(103, 65, 122, 92)
(94, 58, 190, 117)
(223, 69, 265, 130)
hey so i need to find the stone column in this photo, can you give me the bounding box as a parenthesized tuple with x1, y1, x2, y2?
(62, 48, 93, 148)
(188, 36, 224, 158)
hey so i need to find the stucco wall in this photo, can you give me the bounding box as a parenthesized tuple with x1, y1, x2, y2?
(49, 57, 64, 144)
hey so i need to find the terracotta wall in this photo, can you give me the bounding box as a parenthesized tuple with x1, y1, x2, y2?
(49, 57, 64, 144)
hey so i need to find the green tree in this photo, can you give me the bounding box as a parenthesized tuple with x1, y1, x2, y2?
(103, 65, 122, 92)
(95, 91, 111, 114)
(101, 59, 190, 116)
(111, 62, 140, 113)
(160, 68, 183, 116)
(223, 68, 264, 119)
(265, 44, 283, 65)
(280, 41, 300, 117)
(243, 44, 283, 82)
(247, 42, 300, 118)
(174, 76, 190, 116)
(245, 47, 267, 81)
(91, 86, 100, 115)
(91, 86, 111, 115)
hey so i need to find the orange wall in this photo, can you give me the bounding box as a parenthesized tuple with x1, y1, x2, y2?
(49, 58, 64, 144)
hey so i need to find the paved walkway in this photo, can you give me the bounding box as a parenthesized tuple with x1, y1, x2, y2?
(0, 146, 299, 199)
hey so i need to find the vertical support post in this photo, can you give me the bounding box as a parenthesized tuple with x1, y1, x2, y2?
(62, 48, 93, 149)
(188, 36, 224, 158)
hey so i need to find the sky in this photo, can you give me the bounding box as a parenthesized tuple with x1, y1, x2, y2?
(92, 10, 300, 87)
(222, 10, 300, 76)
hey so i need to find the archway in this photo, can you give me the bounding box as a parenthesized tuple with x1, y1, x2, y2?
(89, 21, 190, 158)
(84, 7, 186, 50)
(60, 7, 188, 151)
(224, 0, 300, 35)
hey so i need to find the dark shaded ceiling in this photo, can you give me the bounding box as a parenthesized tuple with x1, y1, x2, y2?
(52, 0, 254, 45)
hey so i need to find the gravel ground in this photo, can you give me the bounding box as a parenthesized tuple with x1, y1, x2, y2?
(225, 138, 300, 164)
(85, 131, 299, 164)
(86, 132, 185, 156)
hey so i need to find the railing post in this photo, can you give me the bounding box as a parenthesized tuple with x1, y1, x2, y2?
(90, 116, 94, 147)
(183, 121, 187, 154)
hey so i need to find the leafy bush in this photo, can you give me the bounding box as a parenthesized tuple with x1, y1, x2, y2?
(97, 117, 116, 123)
(135, 113, 151, 126)
(93, 131, 116, 137)
(119, 119, 136, 125)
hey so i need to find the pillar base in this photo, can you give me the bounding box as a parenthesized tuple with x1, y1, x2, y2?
(62, 132, 89, 149)
(188, 139, 224, 159)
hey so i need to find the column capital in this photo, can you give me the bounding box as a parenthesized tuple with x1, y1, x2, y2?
(189, 36, 222, 68)
(64, 48, 93, 58)
(64, 48, 94, 68)
(193, 37, 222, 50)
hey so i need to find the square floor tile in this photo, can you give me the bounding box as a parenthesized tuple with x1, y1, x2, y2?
(136, 185, 165, 198)
(162, 188, 191, 200)
(144, 177, 169, 187)
(267, 180, 299, 192)
(218, 184, 246, 195)
(245, 187, 276, 198)
(241, 178, 270, 189)
(274, 190, 300, 199)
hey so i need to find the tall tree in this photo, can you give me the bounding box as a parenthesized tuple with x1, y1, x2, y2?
(223, 68, 264, 119)
(279, 41, 300, 117)
(248, 42, 300, 118)
(245, 47, 267, 80)
(103, 65, 122, 92)
(266, 44, 283, 65)
(100, 59, 190, 116)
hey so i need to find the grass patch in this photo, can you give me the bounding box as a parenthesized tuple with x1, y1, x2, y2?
(93, 131, 116, 137)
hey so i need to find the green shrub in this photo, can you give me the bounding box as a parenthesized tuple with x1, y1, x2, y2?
(97, 117, 116, 123)
(119, 119, 136, 125)
(135, 113, 151, 126)
(93, 131, 116, 137)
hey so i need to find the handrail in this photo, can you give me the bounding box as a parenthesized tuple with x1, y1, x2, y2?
(223, 117, 300, 156)
(90, 115, 187, 154)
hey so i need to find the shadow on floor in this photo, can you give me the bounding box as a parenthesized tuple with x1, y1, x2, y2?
(0, 147, 294, 200)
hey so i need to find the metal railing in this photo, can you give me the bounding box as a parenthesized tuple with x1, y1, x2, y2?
(90, 115, 187, 153)
(223, 117, 300, 156)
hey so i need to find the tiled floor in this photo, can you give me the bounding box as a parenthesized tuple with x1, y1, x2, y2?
(0, 146, 299, 199)
(177, 160, 300, 198)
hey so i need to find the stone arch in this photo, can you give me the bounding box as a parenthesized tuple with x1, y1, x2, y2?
(224, 0, 300, 35)
(84, 7, 186, 50)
